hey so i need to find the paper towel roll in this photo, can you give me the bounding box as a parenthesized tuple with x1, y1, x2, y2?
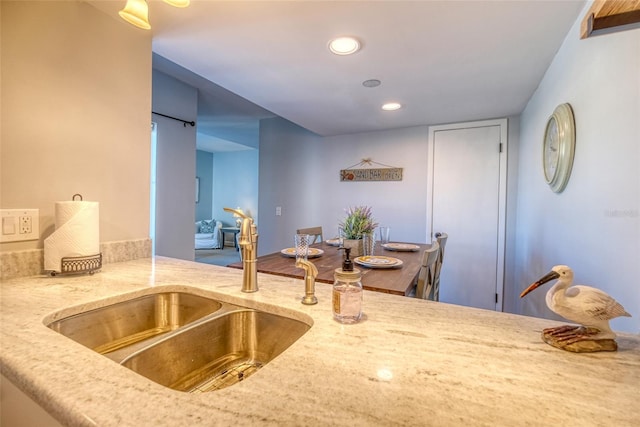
(44, 201, 100, 272)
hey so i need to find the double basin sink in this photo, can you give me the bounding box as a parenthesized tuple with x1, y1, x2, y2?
(46, 289, 311, 393)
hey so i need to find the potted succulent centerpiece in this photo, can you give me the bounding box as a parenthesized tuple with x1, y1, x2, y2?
(339, 206, 378, 257)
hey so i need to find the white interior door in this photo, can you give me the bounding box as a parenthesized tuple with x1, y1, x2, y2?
(427, 119, 507, 311)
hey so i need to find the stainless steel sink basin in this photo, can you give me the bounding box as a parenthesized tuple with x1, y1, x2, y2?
(121, 309, 310, 393)
(46, 288, 311, 393)
(47, 292, 223, 355)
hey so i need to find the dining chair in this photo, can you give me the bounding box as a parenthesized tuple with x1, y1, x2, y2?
(432, 232, 448, 301)
(415, 241, 440, 300)
(296, 226, 323, 244)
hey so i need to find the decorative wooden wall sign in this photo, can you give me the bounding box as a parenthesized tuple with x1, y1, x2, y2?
(340, 158, 403, 182)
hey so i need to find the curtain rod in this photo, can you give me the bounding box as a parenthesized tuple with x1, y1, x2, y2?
(152, 111, 196, 127)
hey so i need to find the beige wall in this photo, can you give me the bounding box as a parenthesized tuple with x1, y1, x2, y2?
(0, 1, 152, 251)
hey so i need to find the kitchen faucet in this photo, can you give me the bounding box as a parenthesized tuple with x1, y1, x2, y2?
(223, 207, 258, 292)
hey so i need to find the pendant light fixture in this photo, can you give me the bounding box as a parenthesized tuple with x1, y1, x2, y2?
(119, 0, 151, 30)
(163, 0, 190, 7)
(119, 0, 190, 30)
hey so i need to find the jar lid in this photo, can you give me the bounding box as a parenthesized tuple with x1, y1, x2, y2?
(334, 267, 361, 280)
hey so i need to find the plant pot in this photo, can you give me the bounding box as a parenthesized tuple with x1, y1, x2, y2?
(343, 239, 364, 257)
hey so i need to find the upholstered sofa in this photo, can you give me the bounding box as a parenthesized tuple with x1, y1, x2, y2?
(195, 219, 223, 249)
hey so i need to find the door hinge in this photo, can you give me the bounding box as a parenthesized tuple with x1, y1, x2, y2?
(499, 143, 503, 153)
(495, 293, 499, 303)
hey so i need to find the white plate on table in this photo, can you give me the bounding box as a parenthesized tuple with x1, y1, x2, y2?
(382, 243, 420, 252)
(325, 238, 341, 246)
(280, 247, 324, 258)
(354, 256, 403, 269)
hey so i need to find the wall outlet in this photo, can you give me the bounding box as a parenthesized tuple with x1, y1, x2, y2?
(275, 206, 282, 216)
(20, 216, 32, 234)
(0, 209, 39, 242)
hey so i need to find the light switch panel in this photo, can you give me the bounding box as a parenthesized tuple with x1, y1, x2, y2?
(2, 216, 16, 235)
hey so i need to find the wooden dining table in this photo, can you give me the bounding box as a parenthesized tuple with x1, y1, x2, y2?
(227, 241, 431, 296)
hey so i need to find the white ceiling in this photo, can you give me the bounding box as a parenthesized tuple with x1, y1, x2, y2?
(152, 53, 272, 151)
(90, 0, 587, 144)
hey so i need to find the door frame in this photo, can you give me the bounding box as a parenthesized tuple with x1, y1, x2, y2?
(426, 118, 508, 311)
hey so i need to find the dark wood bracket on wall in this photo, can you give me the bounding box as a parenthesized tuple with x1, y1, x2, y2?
(581, 0, 640, 38)
(152, 111, 196, 127)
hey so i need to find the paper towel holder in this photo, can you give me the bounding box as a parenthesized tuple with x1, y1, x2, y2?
(50, 253, 102, 276)
(49, 193, 102, 276)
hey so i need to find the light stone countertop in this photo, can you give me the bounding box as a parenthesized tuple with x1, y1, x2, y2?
(1, 256, 639, 426)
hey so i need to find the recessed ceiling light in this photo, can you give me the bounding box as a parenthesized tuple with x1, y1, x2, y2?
(382, 102, 402, 111)
(329, 37, 361, 55)
(362, 79, 381, 88)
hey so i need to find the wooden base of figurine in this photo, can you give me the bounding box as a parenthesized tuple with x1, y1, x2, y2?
(542, 325, 618, 353)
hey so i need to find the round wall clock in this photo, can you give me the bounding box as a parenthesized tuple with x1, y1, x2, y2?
(543, 103, 575, 193)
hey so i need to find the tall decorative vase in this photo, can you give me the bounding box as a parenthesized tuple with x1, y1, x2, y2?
(343, 239, 364, 257)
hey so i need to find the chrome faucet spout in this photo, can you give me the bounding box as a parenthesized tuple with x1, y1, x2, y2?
(224, 207, 258, 293)
(296, 259, 318, 305)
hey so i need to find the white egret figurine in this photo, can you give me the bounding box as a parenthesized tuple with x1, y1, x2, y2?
(520, 265, 631, 352)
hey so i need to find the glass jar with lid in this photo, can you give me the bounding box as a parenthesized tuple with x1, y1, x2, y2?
(332, 247, 362, 323)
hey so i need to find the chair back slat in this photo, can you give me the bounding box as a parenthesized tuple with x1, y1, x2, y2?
(432, 232, 448, 301)
(415, 241, 439, 300)
(296, 226, 323, 244)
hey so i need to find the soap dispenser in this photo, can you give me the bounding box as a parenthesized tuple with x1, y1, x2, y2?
(333, 247, 363, 323)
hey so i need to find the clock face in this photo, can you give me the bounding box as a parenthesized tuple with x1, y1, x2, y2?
(543, 117, 559, 183)
(542, 103, 575, 193)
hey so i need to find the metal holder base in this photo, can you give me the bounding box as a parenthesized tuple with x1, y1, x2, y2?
(50, 253, 102, 276)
